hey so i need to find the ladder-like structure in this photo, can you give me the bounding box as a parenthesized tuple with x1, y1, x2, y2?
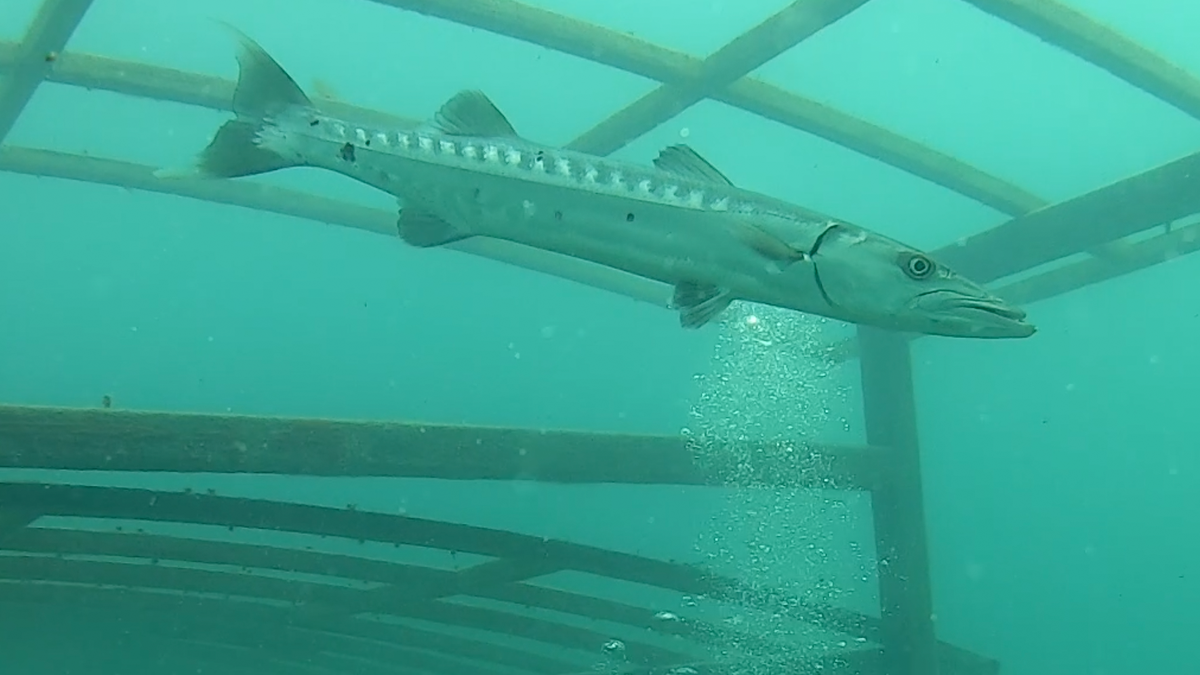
(2, 2, 1199, 675)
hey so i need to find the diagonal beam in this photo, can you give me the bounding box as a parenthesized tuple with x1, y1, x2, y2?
(996, 219, 1200, 306)
(0, 0, 95, 142)
(939, 149, 1200, 283)
(568, 0, 870, 155)
(372, 0, 1042, 215)
(963, 0, 1200, 120)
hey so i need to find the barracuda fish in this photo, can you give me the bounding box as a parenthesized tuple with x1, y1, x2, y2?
(172, 28, 1034, 339)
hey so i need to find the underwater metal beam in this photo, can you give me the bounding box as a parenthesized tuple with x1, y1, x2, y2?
(567, 0, 871, 156)
(0, 0, 95, 141)
(937, 149, 1200, 283)
(964, 0, 1200, 120)
(0, 144, 676, 311)
(0, 404, 884, 490)
(369, 0, 1042, 216)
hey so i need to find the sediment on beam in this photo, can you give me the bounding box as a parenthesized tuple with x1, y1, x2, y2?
(964, 0, 1200, 120)
(567, 0, 870, 156)
(0, 0, 95, 140)
(0, 405, 883, 490)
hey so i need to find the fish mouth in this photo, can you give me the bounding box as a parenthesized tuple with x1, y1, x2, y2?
(959, 298, 1028, 322)
(912, 291, 1036, 338)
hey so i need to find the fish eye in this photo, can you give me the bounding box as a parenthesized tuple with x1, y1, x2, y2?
(902, 253, 934, 280)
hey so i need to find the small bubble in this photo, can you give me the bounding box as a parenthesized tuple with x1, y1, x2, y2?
(600, 639, 626, 661)
(654, 611, 680, 621)
(679, 127, 690, 138)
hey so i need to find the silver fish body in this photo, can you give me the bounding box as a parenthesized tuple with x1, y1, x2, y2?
(177, 28, 1035, 339)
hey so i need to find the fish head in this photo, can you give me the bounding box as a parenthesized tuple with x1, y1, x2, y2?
(807, 223, 1035, 338)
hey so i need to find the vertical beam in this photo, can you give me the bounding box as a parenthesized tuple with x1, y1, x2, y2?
(857, 327, 938, 675)
(0, 0, 95, 142)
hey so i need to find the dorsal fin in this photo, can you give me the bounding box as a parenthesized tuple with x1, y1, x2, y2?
(434, 90, 519, 137)
(653, 145, 734, 186)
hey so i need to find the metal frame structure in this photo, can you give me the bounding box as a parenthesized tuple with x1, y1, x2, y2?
(2, 1, 1199, 674)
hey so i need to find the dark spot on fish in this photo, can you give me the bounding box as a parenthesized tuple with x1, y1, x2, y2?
(44, 51, 57, 63)
(473, 188, 481, 200)
(626, 213, 635, 222)
(364, 137, 371, 147)
(309, 118, 319, 127)
(340, 142, 356, 162)
(554, 210, 563, 221)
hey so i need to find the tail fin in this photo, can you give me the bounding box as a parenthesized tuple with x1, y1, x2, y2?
(222, 23, 313, 119)
(162, 25, 313, 180)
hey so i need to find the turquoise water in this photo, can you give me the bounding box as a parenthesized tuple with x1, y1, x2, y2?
(1, 1, 1198, 674)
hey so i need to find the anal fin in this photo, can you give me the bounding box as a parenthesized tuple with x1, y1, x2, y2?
(397, 209, 474, 247)
(672, 282, 734, 329)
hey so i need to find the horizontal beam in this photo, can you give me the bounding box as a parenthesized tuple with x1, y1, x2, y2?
(5, 529, 578, 671)
(939, 149, 1200, 283)
(373, 0, 1041, 215)
(0, 404, 883, 490)
(0, 482, 877, 639)
(996, 219, 1200, 305)
(0, 144, 674, 309)
(964, 0, 1200, 120)
(0, 7, 1042, 216)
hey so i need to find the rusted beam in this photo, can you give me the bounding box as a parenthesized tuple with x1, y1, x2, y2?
(0, 0, 95, 141)
(964, 0, 1200, 119)
(568, 0, 869, 155)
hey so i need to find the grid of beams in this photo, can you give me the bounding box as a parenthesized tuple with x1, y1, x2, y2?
(0, 0, 1195, 336)
(1, 1, 1198, 674)
(0, 408, 996, 675)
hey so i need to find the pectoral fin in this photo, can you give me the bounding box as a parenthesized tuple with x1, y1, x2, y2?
(673, 282, 734, 329)
(397, 208, 474, 247)
(730, 222, 810, 271)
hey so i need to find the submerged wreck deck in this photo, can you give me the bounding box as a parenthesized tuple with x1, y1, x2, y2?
(0, 399, 993, 675)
